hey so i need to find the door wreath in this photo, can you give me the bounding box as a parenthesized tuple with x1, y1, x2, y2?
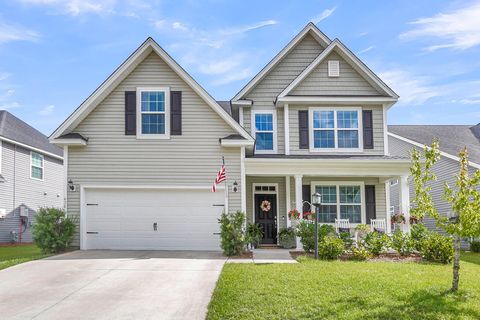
(260, 200, 271, 212)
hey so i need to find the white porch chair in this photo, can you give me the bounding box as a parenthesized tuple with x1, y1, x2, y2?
(370, 219, 387, 233)
(334, 219, 351, 233)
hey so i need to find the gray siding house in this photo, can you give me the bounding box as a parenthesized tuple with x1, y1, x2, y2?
(389, 125, 480, 233)
(51, 23, 411, 251)
(0, 111, 64, 243)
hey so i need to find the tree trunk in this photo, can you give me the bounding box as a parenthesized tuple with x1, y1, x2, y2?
(451, 234, 461, 292)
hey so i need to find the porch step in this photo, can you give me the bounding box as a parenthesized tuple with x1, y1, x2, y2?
(257, 244, 281, 249)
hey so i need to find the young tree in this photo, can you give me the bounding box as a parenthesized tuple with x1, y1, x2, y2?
(410, 141, 480, 292)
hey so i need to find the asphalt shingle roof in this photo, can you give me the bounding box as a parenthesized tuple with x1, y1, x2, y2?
(389, 124, 480, 165)
(0, 111, 63, 157)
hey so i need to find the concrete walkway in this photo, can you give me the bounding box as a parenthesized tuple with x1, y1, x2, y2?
(0, 250, 226, 320)
(227, 248, 297, 264)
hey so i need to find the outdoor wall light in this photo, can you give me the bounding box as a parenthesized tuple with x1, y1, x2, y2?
(233, 181, 238, 193)
(68, 179, 76, 192)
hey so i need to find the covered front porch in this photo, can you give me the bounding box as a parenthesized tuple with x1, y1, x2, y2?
(243, 156, 411, 246)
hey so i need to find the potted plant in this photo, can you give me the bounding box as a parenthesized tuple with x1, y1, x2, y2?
(278, 227, 296, 249)
(245, 223, 262, 250)
(391, 213, 406, 231)
(303, 211, 314, 221)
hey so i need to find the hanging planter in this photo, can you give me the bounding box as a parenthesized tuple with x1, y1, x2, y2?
(288, 209, 300, 220)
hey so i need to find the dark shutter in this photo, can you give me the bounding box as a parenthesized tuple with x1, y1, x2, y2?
(365, 185, 376, 224)
(125, 91, 136, 135)
(298, 110, 309, 149)
(170, 91, 182, 135)
(363, 110, 374, 149)
(302, 185, 311, 214)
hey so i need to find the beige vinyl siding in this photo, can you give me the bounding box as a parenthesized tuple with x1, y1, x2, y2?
(246, 176, 287, 231)
(288, 104, 384, 155)
(242, 34, 324, 154)
(291, 52, 382, 96)
(289, 176, 386, 221)
(66, 52, 242, 246)
(0, 141, 64, 242)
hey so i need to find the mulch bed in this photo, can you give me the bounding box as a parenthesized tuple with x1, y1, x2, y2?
(290, 251, 423, 263)
(228, 251, 253, 259)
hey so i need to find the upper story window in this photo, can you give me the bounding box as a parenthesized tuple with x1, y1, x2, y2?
(252, 110, 277, 153)
(309, 108, 362, 152)
(31, 152, 44, 180)
(136, 87, 170, 139)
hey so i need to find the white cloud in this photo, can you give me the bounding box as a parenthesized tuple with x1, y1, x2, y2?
(379, 69, 440, 105)
(358, 45, 375, 54)
(0, 101, 20, 110)
(19, 0, 116, 16)
(0, 72, 10, 81)
(212, 68, 254, 86)
(0, 22, 39, 44)
(39, 104, 55, 115)
(220, 20, 278, 35)
(400, 2, 480, 51)
(312, 7, 336, 24)
(172, 21, 188, 31)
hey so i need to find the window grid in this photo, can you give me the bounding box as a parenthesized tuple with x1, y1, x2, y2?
(31, 152, 43, 180)
(312, 109, 360, 150)
(140, 90, 166, 135)
(314, 184, 363, 223)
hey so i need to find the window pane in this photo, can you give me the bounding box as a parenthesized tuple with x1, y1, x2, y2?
(141, 114, 165, 134)
(337, 111, 358, 128)
(338, 130, 359, 148)
(31, 153, 43, 167)
(255, 113, 273, 131)
(256, 132, 274, 150)
(31, 166, 43, 179)
(313, 111, 334, 128)
(340, 205, 361, 223)
(317, 205, 337, 223)
(314, 130, 334, 148)
(141, 91, 165, 112)
(315, 186, 337, 204)
(339, 186, 361, 203)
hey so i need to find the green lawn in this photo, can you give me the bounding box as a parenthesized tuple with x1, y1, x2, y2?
(207, 252, 480, 320)
(0, 244, 50, 270)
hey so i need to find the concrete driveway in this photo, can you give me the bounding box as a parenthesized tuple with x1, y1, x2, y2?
(0, 250, 226, 320)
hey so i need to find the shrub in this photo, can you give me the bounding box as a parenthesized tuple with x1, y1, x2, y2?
(350, 246, 372, 261)
(218, 211, 245, 256)
(318, 224, 336, 241)
(355, 224, 371, 239)
(245, 223, 262, 249)
(363, 231, 390, 256)
(278, 227, 296, 249)
(296, 220, 315, 253)
(419, 232, 454, 264)
(339, 232, 354, 249)
(318, 235, 344, 260)
(411, 223, 429, 251)
(470, 240, 480, 253)
(391, 230, 415, 256)
(33, 207, 76, 253)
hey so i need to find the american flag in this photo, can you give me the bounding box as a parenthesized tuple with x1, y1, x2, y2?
(212, 164, 226, 192)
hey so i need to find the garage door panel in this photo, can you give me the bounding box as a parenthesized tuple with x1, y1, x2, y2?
(85, 188, 224, 250)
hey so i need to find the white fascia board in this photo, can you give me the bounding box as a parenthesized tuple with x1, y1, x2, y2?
(231, 100, 253, 106)
(50, 138, 87, 146)
(51, 38, 253, 143)
(278, 39, 399, 99)
(388, 132, 480, 170)
(232, 23, 331, 102)
(0, 136, 64, 160)
(220, 140, 255, 147)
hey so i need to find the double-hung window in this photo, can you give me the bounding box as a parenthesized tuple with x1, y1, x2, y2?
(136, 87, 170, 139)
(252, 110, 277, 153)
(310, 108, 362, 151)
(31, 152, 44, 180)
(313, 182, 364, 223)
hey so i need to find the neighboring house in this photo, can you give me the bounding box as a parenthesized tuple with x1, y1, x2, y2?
(50, 23, 411, 251)
(388, 125, 480, 233)
(0, 111, 64, 243)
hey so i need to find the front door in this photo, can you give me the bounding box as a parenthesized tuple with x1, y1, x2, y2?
(254, 194, 277, 244)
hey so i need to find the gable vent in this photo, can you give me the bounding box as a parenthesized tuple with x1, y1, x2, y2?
(328, 60, 340, 77)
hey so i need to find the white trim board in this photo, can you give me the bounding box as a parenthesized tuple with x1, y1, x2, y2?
(278, 39, 398, 100)
(50, 38, 253, 143)
(387, 132, 480, 169)
(232, 22, 331, 102)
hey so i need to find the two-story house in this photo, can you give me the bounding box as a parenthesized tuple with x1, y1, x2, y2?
(50, 23, 411, 250)
(0, 111, 64, 243)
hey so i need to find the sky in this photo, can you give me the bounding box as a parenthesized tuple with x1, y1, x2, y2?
(1, 0, 480, 135)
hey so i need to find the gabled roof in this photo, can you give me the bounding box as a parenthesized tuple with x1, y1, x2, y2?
(50, 38, 253, 142)
(278, 39, 399, 99)
(231, 22, 331, 102)
(388, 125, 480, 168)
(0, 110, 63, 158)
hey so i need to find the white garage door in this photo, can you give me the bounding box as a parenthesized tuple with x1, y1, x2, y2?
(84, 188, 224, 250)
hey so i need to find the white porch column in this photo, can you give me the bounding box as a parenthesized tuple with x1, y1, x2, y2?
(399, 175, 410, 232)
(284, 104, 290, 155)
(294, 175, 303, 250)
(385, 181, 392, 234)
(286, 176, 291, 228)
